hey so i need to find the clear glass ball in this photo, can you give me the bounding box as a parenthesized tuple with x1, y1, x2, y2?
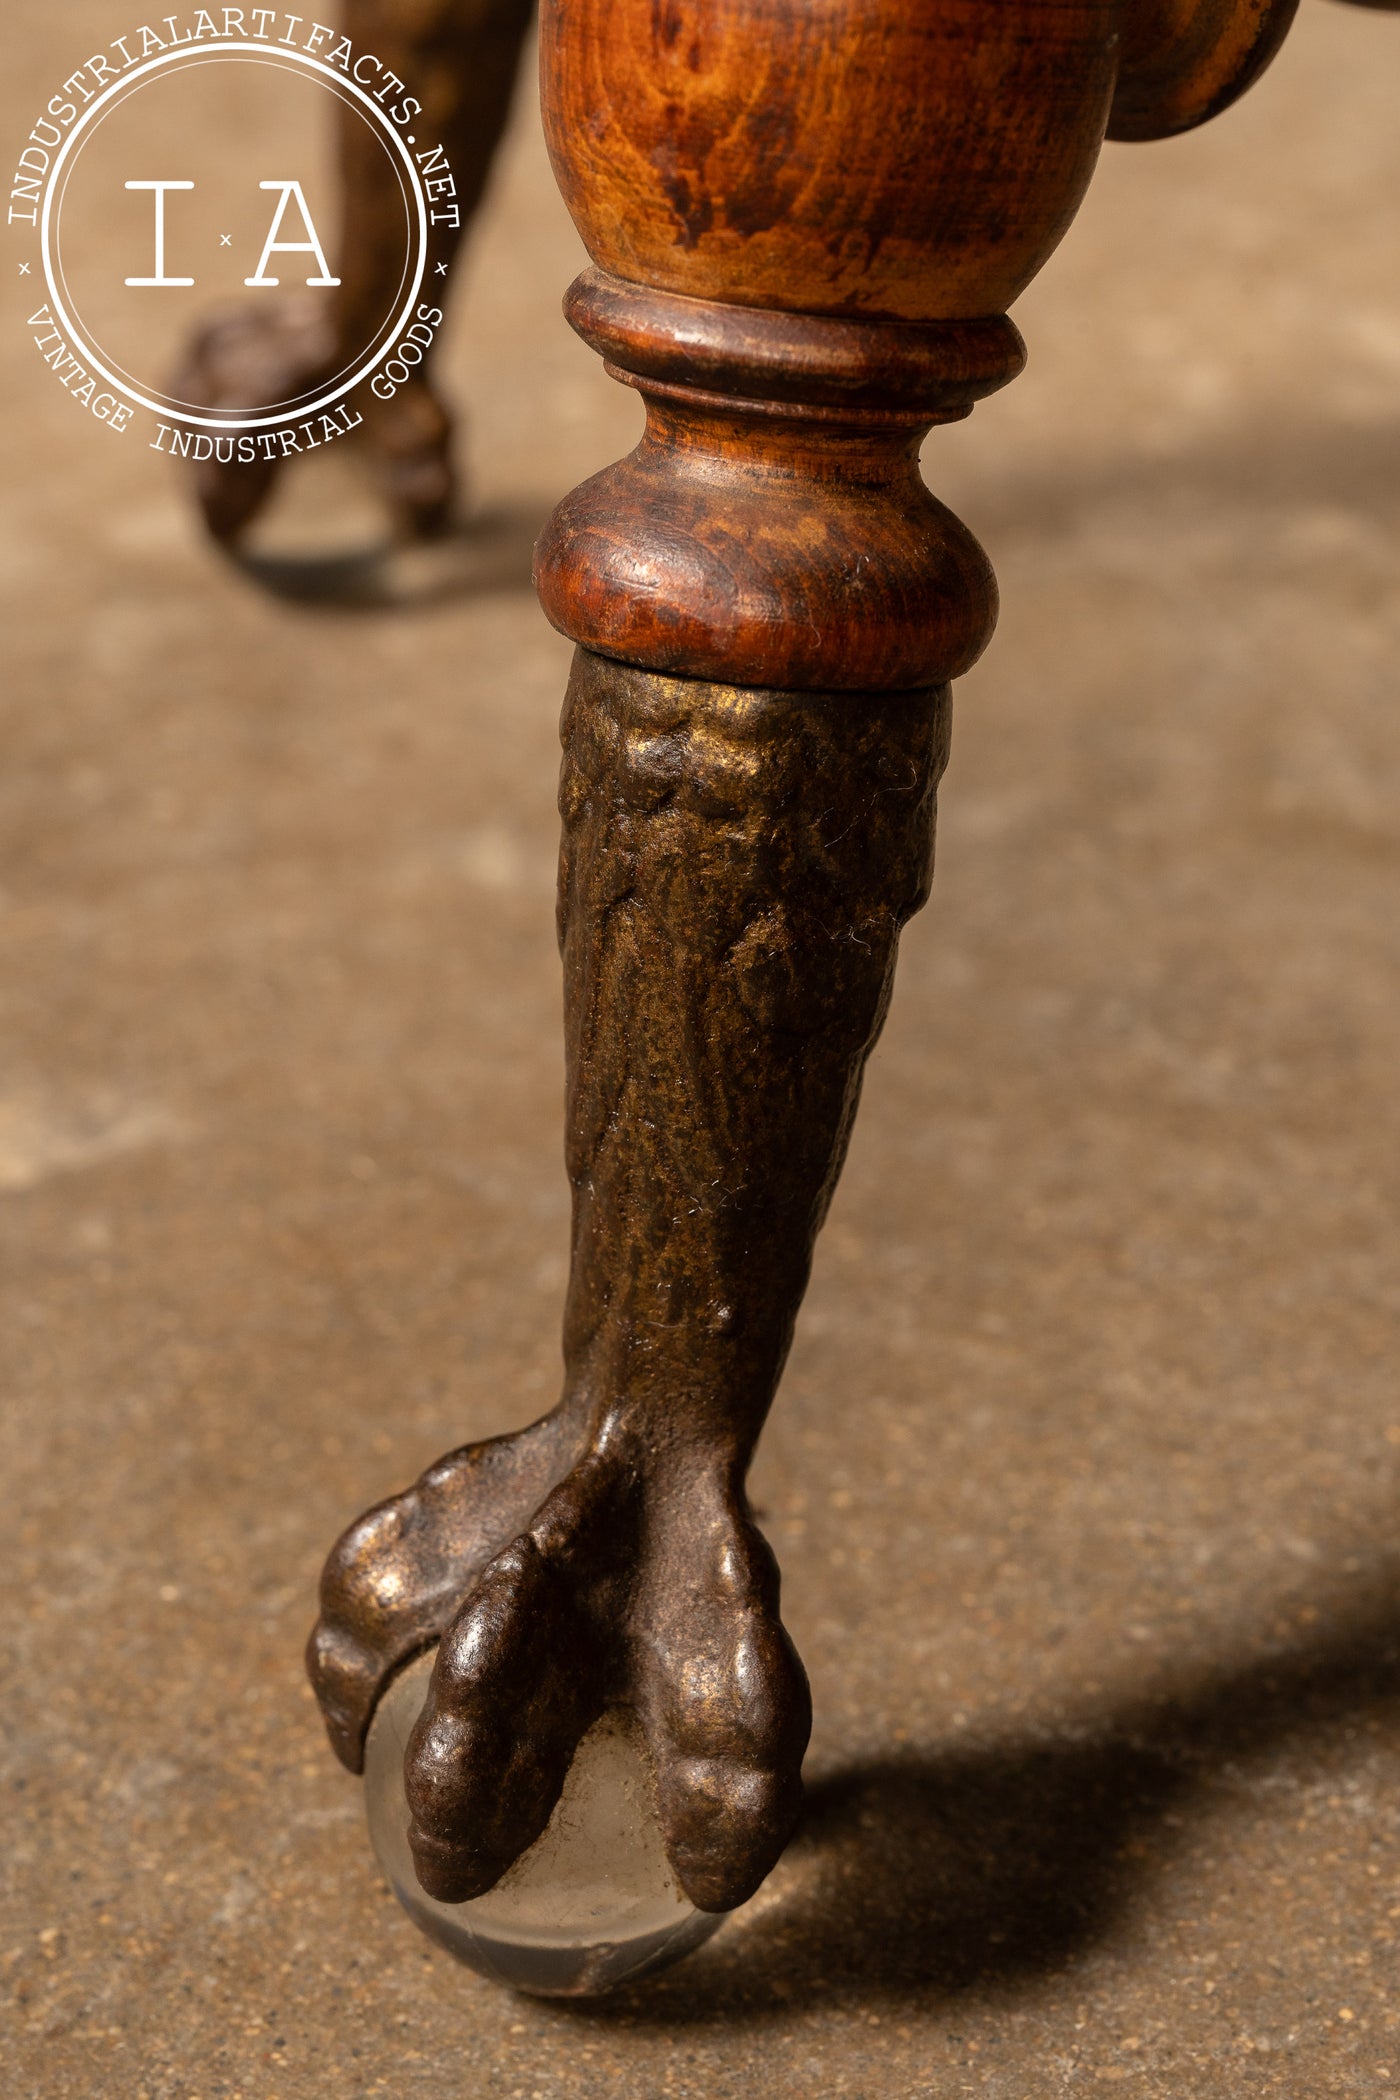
(363, 1650, 722, 1996)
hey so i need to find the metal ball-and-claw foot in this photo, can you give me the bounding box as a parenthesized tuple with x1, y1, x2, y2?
(309, 1412, 811, 1994)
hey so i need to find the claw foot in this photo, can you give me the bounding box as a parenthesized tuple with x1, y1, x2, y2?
(309, 1413, 810, 1914)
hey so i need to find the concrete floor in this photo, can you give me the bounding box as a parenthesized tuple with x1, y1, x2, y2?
(5, 7, 1400, 2097)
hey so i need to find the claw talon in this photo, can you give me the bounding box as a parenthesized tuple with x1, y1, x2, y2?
(311, 1422, 809, 1910)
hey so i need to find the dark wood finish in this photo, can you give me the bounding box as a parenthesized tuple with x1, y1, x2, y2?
(309, 0, 1346, 1923)
(536, 343, 1002, 691)
(534, 270, 1019, 688)
(1109, 0, 1300, 140)
(560, 271, 1026, 411)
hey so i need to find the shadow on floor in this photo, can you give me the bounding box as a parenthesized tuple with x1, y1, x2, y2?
(948, 414, 1400, 548)
(589, 1574, 1400, 2026)
(227, 502, 544, 609)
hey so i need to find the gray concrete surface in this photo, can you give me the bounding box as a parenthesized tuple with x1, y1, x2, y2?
(4, 7, 1400, 2095)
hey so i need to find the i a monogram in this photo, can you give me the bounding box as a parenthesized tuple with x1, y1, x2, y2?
(123, 177, 339, 287)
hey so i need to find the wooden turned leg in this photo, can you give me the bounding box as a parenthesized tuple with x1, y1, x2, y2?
(311, 0, 1326, 1917)
(176, 0, 534, 543)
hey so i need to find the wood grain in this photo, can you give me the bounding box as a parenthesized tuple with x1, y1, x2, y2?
(541, 0, 1117, 323)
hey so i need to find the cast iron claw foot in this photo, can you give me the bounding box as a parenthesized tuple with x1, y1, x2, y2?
(170, 300, 458, 545)
(308, 1410, 811, 1913)
(312, 658, 948, 1921)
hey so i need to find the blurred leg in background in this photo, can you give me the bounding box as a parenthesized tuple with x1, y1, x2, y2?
(176, 0, 536, 545)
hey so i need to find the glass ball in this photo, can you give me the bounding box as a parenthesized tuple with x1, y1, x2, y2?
(363, 1649, 722, 1996)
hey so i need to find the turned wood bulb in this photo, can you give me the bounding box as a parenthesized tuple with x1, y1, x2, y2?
(540, 0, 1118, 321)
